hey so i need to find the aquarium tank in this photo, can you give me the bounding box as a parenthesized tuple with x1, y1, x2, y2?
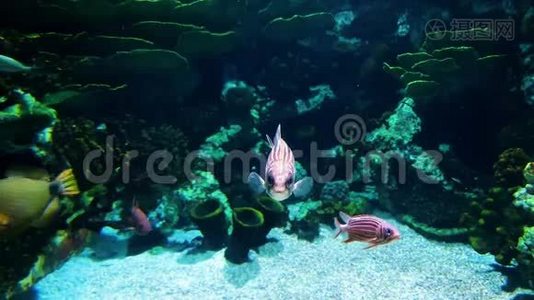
(1, 0, 534, 299)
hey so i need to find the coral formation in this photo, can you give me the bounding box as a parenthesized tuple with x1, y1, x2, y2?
(294, 84, 336, 115)
(252, 196, 288, 245)
(0, 90, 56, 155)
(462, 150, 534, 276)
(384, 28, 507, 100)
(516, 226, 534, 289)
(190, 199, 229, 250)
(224, 207, 264, 264)
(319, 180, 350, 202)
(0, 0, 533, 296)
(493, 148, 530, 188)
(364, 97, 421, 150)
(175, 170, 232, 227)
(199, 125, 243, 162)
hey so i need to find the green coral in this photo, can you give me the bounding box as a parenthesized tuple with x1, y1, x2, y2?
(461, 186, 524, 263)
(199, 124, 242, 162)
(263, 13, 335, 42)
(384, 28, 507, 101)
(287, 194, 369, 241)
(190, 199, 230, 249)
(365, 97, 421, 150)
(493, 148, 530, 188)
(130, 21, 205, 47)
(175, 170, 232, 232)
(401, 215, 468, 242)
(404, 80, 439, 98)
(516, 226, 534, 288)
(43, 83, 128, 115)
(0, 90, 57, 153)
(99, 49, 189, 73)
(176, 30, 238, 57)
(411, 150, 445, 183)
(396, 52, 433, 69)
(311, 197, 369, 224)
(514, 187, 534, 219)
(17, 32, 155, 56)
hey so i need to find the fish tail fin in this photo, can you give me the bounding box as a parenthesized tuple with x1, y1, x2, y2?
(334, 217, 343, 238)
(55, 169, 80, 196)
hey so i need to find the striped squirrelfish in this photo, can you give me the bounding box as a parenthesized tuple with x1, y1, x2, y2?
(248, 124, 313, 201)
(334, 211, 400, 249)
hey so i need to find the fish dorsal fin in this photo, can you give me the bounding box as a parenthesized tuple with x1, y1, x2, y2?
(352, 214, 376, 218)
(5, 165, 50, 181)
(266, 134, 274, 148)
(266, 124, 282, 148)
(274, 124, 282, 146)
(339, 211, 351, 223)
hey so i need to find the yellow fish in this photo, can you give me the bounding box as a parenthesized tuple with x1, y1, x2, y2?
(0, 168, 79, 235)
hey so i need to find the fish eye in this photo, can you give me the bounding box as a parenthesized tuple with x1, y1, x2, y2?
(385, 228, 392, 237)
(267, 175, 275, 186)
(286, 177, 293, 186)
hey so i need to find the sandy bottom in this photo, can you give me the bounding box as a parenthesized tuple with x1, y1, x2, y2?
(35, 216, 533, 300)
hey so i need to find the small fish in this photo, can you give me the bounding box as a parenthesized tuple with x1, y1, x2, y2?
(0, 168, 79, 234)
(0, 54, 32, 73)
(334, 211, 400, 249)
(130, 198, 152, 235)
(248, 124, 313, 201)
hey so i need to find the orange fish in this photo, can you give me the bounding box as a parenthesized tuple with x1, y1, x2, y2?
(0, 168, 79, 235)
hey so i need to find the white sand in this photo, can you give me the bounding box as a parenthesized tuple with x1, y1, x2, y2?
(35, 216, 533, 300)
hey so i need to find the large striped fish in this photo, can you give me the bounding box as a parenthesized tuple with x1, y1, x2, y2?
(248, 124, 313, 201)
(334, 211, 400, 249)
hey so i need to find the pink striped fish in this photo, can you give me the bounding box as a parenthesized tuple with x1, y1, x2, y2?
(248, 124, 313, 201)
(334, 211, 400, 249)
